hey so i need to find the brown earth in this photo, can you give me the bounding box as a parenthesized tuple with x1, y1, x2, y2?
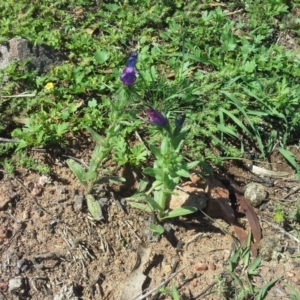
(0, 144, 300, 300)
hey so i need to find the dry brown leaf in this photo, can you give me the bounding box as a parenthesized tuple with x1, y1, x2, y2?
(85, 27, 100, 36)
(121, 245, 151, 300)
(169, 181, 207, 210)
(231, 181, 262, 248)
(204, 178, 235, 224)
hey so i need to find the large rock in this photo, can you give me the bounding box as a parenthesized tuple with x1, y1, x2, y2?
(0, 38, 65, 74)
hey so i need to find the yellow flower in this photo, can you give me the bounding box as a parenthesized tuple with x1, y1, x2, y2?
(45, 82, 54, 90)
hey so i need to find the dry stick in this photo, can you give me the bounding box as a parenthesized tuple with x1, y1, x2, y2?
(0, 137, 18, 143)
(0, 92, 36, 98)
(283, 186, 300, 199)
(190, 281, 217, 300)
(135, 130, 151, 156)
(0, 169, 52, 216)
(225, 9, 244, 16)
(184, 232, 204, 248)
(132, 265, 189, 300)
(261, 218, 300, 243)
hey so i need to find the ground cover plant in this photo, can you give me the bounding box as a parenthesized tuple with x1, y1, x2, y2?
(1, 0, 300, 299)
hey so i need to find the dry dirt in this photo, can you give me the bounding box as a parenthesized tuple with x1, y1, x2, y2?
(0, 144, 300, 300)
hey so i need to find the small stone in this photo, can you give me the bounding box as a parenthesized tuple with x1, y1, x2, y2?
(53, 285, 79, 300)
(190, 279, 198, 288)
(8, 277, 24, 292)
(164, 265, 172, 273)
(73, 194, 84, 212)
(259, 236, 282, 262)
(114, 258, 123, 265)
(208, 262, 216, 270)
(286, 271, 295, 277)
(194, 263, 208, 271)
(244, 183, 267, 207)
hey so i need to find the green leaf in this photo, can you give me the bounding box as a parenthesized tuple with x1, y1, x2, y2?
(217, 124, 240, 139)
(161, 206, 197, 219)
(256, 277, 282, 300)
(149, 144, 162, 159)
(144, 167, 163, 179)
(171, 283, 180, 300)
(129, 193, 163, 212)
(89, 144, 102, 173)
(82, 171, 97, 182)
(86, 194, 103, 221)
(138, 178, 149, 192)
(85, 126, 103, 144)
(243, 60, 256, 73)
(248, 256, 261, 275)
(66, 159, 87, 187)
(149, 223, 164, 236)
(278, 148, 300, 172)
(94, 50, 109, 64)
(219, 108, 253, 137)
(176, 169, 190, 178)
(186, 161, 199, 169)
(128, 201, 152, 212)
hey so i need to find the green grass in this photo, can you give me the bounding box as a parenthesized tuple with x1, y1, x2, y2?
(0, 1, 300, 207)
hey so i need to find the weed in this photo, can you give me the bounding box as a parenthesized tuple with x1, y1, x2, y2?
(223, 233, 281, 299)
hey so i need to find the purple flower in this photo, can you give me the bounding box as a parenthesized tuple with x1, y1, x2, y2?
(147, 108, 168, 127)
(120, 51, 138, 86)
(126, 51, 138, 68)
(120, 67, 137, 86)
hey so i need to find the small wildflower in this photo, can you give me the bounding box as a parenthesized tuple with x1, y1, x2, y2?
(45, 82, 54, 90)
(120, 51, 138, 86)
(147, 108, 168, 127)
(120, 67, 137, 86)
(126, 51, 138, 68)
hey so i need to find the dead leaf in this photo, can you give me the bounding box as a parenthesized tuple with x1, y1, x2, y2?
(169, 181, 207, 210)
(121, 245, 151, 300)
(247, 164, 290, 178)
(204, 178, 235, 224)
(230, 181, 262, 248)
(85, 27, 100, 36)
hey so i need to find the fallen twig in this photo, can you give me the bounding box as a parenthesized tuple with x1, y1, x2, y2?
(132, 265, 188, 300)
(283, 186, 300, 199)
(0, 92, 36, 98)
(261, 218, 300, 243)
(191, 281, 217, 299)
(0, 137, 18, 143)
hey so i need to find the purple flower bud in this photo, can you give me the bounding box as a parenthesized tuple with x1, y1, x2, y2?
(147, 108, 168, 127)
(120, 67, 137, 86)
(175, 114, 186, 128)
(126, 51, 138, 68)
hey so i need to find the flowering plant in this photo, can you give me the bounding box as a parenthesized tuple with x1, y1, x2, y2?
(120, 51, 138, 86)
(67, 100, 127, 220)
(128, 108, 198, 233)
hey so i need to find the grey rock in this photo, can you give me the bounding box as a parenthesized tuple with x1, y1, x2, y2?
(259, 235, 282, 261)
(0, 38, 65, 74)
(73, 194, 84, 212)
(244, 182, 267, 207)
(8, 276, 24, 292)
(53, 285, 79, 300)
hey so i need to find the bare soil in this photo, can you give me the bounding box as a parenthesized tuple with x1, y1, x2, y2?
(0, 144, 300, 300)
